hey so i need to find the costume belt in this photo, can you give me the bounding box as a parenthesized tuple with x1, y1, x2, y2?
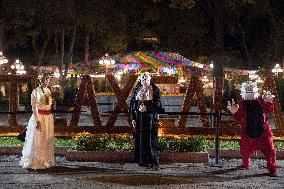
(38, 109, 52, 115)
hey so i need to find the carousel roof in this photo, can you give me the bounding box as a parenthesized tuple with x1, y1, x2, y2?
(70, 50, 211, 76)
(115, 51, 210, 75)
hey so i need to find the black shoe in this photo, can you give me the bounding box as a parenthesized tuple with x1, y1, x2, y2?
(269, 170, 279, 177)
(25, 168, 36, 172)
(138, 163, 150, 167)
(151, 165, 160, 171)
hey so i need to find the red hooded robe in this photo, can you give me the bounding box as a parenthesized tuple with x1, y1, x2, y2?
(233, 98, 277, 171)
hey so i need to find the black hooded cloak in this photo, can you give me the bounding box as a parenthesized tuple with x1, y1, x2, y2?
(129, 81, 164, 167)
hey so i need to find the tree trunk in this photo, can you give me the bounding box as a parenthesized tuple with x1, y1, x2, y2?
(283, 58, 284, 79)
(55, 32, 59, 54)
(64, 27, 77, 79)
(0, 18, 3, 52)
(267, 0, 281, 66)
(31, 35, 40, 65)
(38, 54, 44, 67)
(40, 35, 51, 66)
(31, 34, 51, 66)
(59, 30, 65, 84)
(241, 29, 249, 66)
(69, 27, 76, 65)
(206, 0, 225, 113)
(84, 33, 90, 62)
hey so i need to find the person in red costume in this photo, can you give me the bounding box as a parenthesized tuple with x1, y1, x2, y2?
(227, 81, 278, 177)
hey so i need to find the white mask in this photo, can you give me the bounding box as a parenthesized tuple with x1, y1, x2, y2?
(140, 72, 151, 87)
(240, 81, 259, 100)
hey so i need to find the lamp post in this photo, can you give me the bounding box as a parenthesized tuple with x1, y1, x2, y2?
(10, 59, 26, 75)
(248, 71, 258, 80)
(0, 52, 8, 65)
(99, 53, 115, 91)
(0, 52, 8, 97)
(0, 52, 8, 74)
(201, 75, 209, 83)
(272, 63, 283, 77)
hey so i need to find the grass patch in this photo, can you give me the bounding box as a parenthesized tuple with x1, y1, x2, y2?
(55, 138, 76, 148)
(275, 141, 284, 151)
(0, 137, 76, 148)
(0, 137, 23, 147)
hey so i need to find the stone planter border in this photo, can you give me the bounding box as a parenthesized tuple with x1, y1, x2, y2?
(65, 150, 209, 164)
(206, 148, 284, 160)
(0, 147, 209, 164)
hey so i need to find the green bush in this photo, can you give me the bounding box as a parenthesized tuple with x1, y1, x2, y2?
(204, 140, 240, 150)
(73, 133, 209, 152)
(191, 135, 210, 152)
(220, 141, 240, 150)
(158, 135, 209, 152)
(105, 135, 133, 150)
(73, 133, 133, 151)
(54, 138, 76, 148)
(0, 137, 23, 146)
(274, 141, 284, 151)
(73, 132, 108, 151)
(62, 78, 78, 105)
(158, 137, 176, 151)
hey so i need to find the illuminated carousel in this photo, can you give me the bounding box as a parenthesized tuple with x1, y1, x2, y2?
(73, 49, 211, 95)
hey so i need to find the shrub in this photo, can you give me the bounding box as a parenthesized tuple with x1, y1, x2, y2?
(73, 132, 104, 151)
(73, 132, 133, 151)
(274, 141, 284, 151)
(72, 133, 241, 152)
(190, 135, 210, 152)
(106, 135, 133, 150)
(158, 135, 208, 152)
(158, 137, 176, 151)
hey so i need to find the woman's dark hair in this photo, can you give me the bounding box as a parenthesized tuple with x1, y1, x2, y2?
(38, 73, 51, 84)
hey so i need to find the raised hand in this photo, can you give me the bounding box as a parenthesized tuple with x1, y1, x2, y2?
(139, 103, 147, 112)
(227, 99, 239, 114)
(132, 120, 136, 129)
(262, 90, 275, 103)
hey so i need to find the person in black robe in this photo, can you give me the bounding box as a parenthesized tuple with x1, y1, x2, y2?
(129, 72, 164, 170)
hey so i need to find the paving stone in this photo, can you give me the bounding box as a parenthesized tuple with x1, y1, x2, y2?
(0, 155, 283, 189)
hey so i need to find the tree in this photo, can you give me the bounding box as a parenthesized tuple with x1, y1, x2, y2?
(2, 0, 57, 66)
(158, 1, 212, 58)
(79, 0, 128, 60)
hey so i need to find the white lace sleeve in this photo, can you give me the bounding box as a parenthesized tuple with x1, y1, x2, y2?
(31, 92, 38, 122)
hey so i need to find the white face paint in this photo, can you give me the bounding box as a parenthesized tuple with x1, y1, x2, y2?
(243, 92, 255, 100)
(140, 73, 151, 87)
(141, 78, 150, 87)
(240, 81, 259, 100)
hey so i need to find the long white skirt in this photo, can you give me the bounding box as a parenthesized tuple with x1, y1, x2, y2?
(19, 114, 54, 170)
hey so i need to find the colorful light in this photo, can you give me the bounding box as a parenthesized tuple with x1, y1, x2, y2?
(118, 51, 208, 75)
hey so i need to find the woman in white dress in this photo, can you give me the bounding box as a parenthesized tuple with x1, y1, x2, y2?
(19, 74, 54, 170)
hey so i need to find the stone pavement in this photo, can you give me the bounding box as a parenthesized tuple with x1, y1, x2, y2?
(0, 156, 283, 189)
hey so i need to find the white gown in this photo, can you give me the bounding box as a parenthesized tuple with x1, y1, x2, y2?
(19, 86, 54, 170)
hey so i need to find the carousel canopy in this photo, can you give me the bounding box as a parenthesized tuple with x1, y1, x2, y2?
(43, 49, 210, 76)
(115, 51, 210, 75)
